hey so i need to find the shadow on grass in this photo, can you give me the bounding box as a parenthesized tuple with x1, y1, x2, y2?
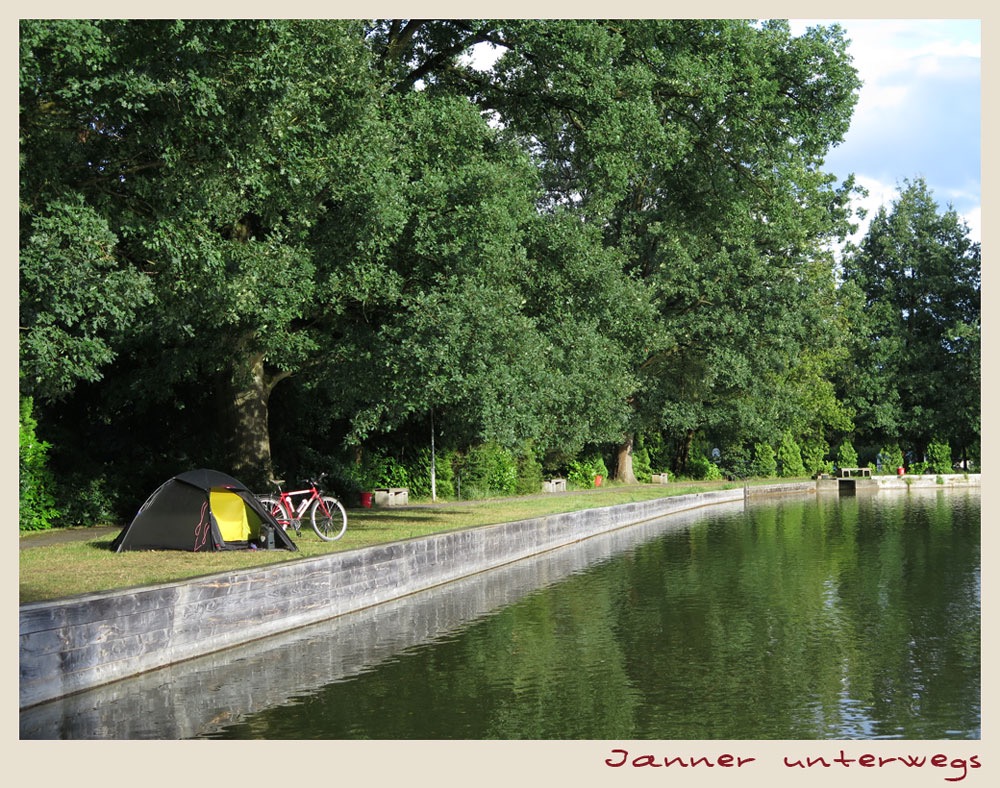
(90, 538, 118, 552)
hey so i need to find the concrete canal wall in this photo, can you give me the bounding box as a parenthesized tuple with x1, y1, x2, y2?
(20, 479, 937, 709)
(871, 473, 981, 489)
(816, 472, 982, 493)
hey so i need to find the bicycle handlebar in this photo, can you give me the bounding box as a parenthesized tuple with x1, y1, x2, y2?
(269, 472, 327, 491)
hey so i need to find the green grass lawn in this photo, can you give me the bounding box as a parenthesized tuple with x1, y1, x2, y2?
(19, 481, 751, 604)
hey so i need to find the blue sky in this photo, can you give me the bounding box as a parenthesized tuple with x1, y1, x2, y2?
(790, 19, 981, 245)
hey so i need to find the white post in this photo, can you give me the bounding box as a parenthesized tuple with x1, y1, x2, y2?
(430, 407, 437, 502)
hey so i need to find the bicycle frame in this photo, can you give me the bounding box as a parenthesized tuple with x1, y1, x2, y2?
(277, 485, 324, 520)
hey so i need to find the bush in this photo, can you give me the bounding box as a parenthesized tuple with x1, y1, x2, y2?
(430, 449, 456, 499)
(719, 445, 752, 479)
(926, 440, 952, 474)
(332, 447, 457, 500)
(632, 444, 653, 483)
(515, 445, 544, 495)
(19, 396, 59, 531)
(776, 432, 806, 478)
(329, 450, 388, 495)
(686, 456, 722, 481)
(462, 443, 518, 498)
(567, 453, 608, 489)
(379, 454, 412, 489)
(800, 439, 830, 477)
(751, 443, 777, 478)
(837, 439, 859, 469)
(879, 444, 905, 475)
(642, 432, 672, 476)
(54, 472, 122, 527)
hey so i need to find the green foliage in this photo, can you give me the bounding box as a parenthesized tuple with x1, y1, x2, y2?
(632, 444, 653, 484)
(879, 444, 905, 475)
(840, 179, 980, 459)
(319, 446, 455, 501)
(461, 443, 519, 498)
(406, 451, 434, 499)
(752, 443, 777, 479)
(515, 446, 545, 496)
(52, 472, 121, 528)
(775, 432, 806, 478)
(642, 432, 672, 475)
(379, 455, 412, 489)
(374, 448, 454, 500)
(21, 18, 384, 481)
(19, 396, 59, 531)
(567, 454, 609, 489)
(331, 451, 390, 494)
(19, 197, 153, 402)
(686, 457, 723, 481)
(432, 449, 457, 500)
(800, 439, 831, 477)
(19, 19, 908, 522)
(926, 440, 953, 474)
(716, 445, 753, 480)
(837, 440, 859, 468)
(566, 459, 590, 489)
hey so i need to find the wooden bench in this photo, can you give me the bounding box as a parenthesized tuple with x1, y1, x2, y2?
(543, 478, 567, 493)
(373, 487, 409, 506)
(837, 467, 871, 478)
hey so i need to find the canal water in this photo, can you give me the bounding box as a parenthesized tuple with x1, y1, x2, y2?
(21, 488, 980, 740)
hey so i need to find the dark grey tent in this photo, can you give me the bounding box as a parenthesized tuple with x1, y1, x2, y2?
(111, 469, 297, 552)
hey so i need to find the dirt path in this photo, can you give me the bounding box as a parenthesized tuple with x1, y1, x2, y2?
(19, 526, 120, 550)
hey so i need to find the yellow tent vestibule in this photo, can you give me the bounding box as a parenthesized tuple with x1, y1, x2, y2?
(210, 488, 258, 541)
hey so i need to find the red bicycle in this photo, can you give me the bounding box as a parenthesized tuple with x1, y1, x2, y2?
(258, 475, 347, 541)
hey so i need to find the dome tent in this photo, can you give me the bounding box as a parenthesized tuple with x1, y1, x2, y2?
(111, 469, 297, 552)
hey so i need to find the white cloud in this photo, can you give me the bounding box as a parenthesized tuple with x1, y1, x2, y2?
(795, 20, 981, 247)
(963, 205, 981, 245)
(844, 20, 980, 118)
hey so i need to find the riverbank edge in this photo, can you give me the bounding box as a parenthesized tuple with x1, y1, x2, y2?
(18, 477, 977, 709)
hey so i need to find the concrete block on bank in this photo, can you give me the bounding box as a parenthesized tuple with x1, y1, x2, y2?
(543, 478, 567, 493)
(651, 473, 670, 484)
(373, 487, 408, 506)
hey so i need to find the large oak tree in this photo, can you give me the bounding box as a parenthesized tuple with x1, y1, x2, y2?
(375, 19, 862, 476)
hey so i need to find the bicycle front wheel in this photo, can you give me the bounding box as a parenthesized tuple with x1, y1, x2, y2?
(259, 497, 292, 532)
(311, 496, 347, 541)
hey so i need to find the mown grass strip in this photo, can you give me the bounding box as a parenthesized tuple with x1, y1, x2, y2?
(19, 481, 752, 604)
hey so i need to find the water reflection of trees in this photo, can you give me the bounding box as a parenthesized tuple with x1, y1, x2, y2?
(211, 491, 979, 739)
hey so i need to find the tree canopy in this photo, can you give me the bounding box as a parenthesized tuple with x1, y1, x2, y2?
(839, 178, 981, 463)
(19, 19, 979, 526)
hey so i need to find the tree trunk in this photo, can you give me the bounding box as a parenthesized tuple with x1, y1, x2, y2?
(672, 428, 695, 474)
(224, 352, 287, 488)
(614, 433, 638, 484)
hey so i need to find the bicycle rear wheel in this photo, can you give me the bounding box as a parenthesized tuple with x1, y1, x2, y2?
(311, 496, 347, 541)
(259, 497, 292, 532)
